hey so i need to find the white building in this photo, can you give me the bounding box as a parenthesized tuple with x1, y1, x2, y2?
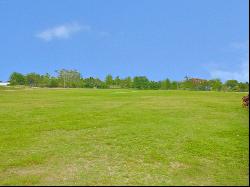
(0, 82, 9, 86)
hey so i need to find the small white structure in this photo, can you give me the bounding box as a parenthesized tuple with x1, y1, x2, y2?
(0, 82, 9, 86)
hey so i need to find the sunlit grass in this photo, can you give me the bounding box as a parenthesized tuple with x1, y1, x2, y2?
(0, 88, 248, 185)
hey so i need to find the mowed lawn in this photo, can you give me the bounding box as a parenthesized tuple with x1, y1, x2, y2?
(0, 88, 248, 186)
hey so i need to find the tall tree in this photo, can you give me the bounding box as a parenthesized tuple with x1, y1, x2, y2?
(57, 69, 81, 88)
(121, 77, 132, 88)
(208, 79, 222, 91)
(26, 73, 41, 87)
(48, 77, 59, 87)
(149, 81, 161, 90)
(160, 79, 171, 90)
(114, 76, 121, 87)
(105, 74, 114, 88)
(9, 72, 25, 85)
(83, 77, 105, 88)
(170, 81, 179, 90)
(133, 76, 149, 89)
(40, 73, 51, 87)
(238, 82, 249, 92)
(225, 80, 239, 91)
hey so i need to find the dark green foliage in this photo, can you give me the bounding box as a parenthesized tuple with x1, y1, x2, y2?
(170, 81, 179, 90)
(105, 74, 114, 88)
(225, 80, 239, 91)
(83, 77, 105, 88)
(6, 70, 249, 92)
(238, 82, 249, 92)
(9, 72, 25, 85)
(208, 79, 223, 91)
(26, 73, 42, 87)
(114, 76, 121, 87)
(133, 76, 150, 89)
(149, 81, 161, 90)
(48, 77, 59, 88)
(160, 79, 171, 90)
(120, 77, 132, 88)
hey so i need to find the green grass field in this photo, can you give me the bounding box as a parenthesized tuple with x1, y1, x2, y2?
(0, 88, 249, 186)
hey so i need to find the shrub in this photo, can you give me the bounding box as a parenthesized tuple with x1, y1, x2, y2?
(242, 94, 249, 108)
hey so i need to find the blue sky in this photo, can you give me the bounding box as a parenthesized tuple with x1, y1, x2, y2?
(0, 0, 249, 82)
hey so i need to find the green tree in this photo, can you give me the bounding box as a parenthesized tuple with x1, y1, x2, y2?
(83, 77, 105, 88)
(83, 77, 95, 88)
(149, 81, 161, 90)
(105, 74, 114, 88)
(180, 79, 193, 90)
(48, 77, 59, 87)
(26, 73, 41, 87)
(170, 81, 179, 90)
(160, 78, 171, 90)
(225, 80, 238, 91)
(114, 76, 121, 87)
(9, 72, 25, 85)
(57, 69, 81, 88)
(238, 82, 249, 92)
(208, 79, 222, 91)
(120, 77, 132, 88)
(133, 76, 149, 89)
(40, 73, 51, 87)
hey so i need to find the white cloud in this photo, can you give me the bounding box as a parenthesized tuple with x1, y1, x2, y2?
(209, 41, 249, 82)
(36, 22, 90, 41)
(210, 58, 249, 82)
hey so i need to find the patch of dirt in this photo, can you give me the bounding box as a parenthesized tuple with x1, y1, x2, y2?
(169, 161, 189, 170)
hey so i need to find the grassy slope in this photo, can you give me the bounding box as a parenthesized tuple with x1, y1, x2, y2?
(0, 88, 248, 185)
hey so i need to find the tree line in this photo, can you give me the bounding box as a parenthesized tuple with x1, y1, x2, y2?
(8, 69, 249, 92)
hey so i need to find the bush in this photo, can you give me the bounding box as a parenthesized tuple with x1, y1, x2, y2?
(242, 94, 249, 108)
